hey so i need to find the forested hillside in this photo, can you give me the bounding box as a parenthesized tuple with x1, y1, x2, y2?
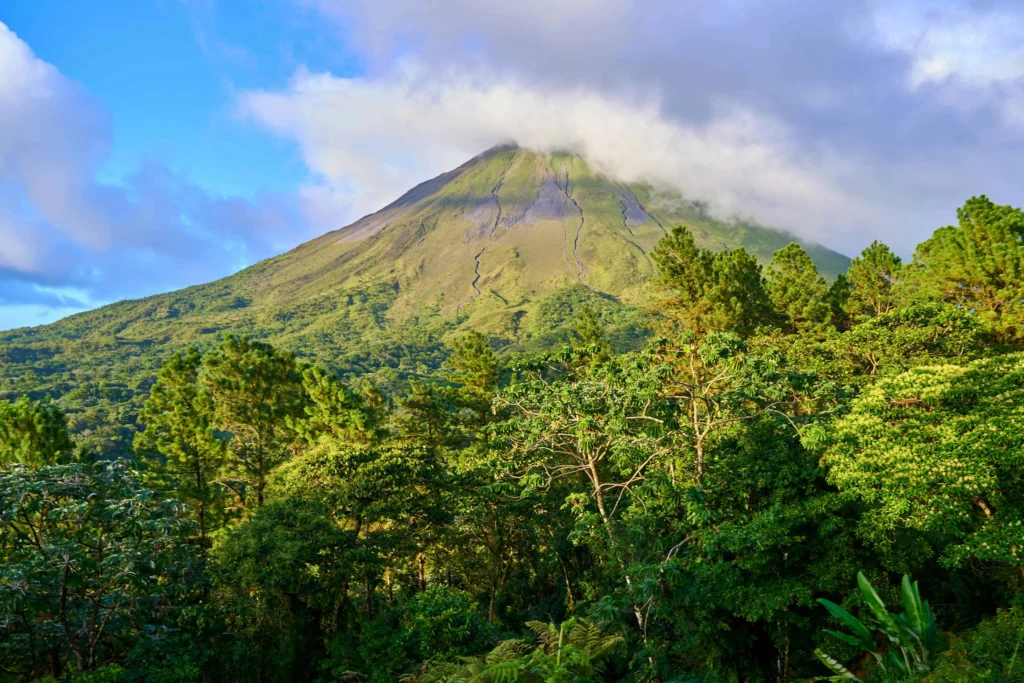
(0, 147, 846, 458)
(3, 195, 1024, 682)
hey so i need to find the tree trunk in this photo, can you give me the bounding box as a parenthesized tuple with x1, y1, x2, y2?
(49, 647, 62, 679)
(588, 459, 648, 641)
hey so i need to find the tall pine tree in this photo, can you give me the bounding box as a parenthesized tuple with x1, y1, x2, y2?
(768, 243, 832, 332)
(202, 336, 307, 509)
(0, 397, 74, 467)
(135, 348, 226, 541)
(844, 240, 903, 321)
(911, 196, 1024, 341)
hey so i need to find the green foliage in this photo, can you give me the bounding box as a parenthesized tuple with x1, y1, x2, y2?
(294, 365, 380, 444)
(410, 618, 622, 683)
(211, 496, 352, 681)
(202, 335, 307, 508)
(0, 396, 75, 466)
(0, 461, 196, 678)
(135, 348, 226, 540)
(444, 330, 502, 441)
(823, 353, 1024, 572)
(768, 242, 832, 331)
(926, 605, 1024, 682)
(833, 302, 982, 379)
(401, 588, 496, 662)
(910, 195, 1024, 342)
(652, 226, 773, 337)
(845, 241, 904, 321)
(816, 572, 939, 681)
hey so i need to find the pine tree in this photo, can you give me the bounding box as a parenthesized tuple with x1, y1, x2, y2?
(706, 247, 774, 337)
(445, 331, 503, 445)
(911, 196, 1024, 341)
(651, 225, 713, 310)
(135, 348, 226, 541)
(445, 331, 500, 402)
(293, 366, 378, 445)
(844, 240, 903, 321)
(202, 336, 307, 509)
(652, 225, 773, 337)
(395, 380, 455, 447)
(768, 242, 831, 332)
(0, 397, 74, 466)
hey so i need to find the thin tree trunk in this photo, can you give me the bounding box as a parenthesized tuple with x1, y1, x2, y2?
(588, 459, 648, 641)
(49, 646, 62, 679)
(365, 577, 374, 617)
(195, 454, 206, 542)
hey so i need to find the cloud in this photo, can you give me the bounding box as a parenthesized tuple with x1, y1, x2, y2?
(9, 0, 1024, 331)
(871, 1, 1024, 128)
(0, 21, 320, 326)
(260, 0, 1024, 257)
(240, 65, 880, 249)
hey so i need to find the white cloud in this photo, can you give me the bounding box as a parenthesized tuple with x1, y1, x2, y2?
(872, 1, 1024, 126)
(239, 65, 883, 250)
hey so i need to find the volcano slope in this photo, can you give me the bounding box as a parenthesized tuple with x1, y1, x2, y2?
(0, 146, 848, 450)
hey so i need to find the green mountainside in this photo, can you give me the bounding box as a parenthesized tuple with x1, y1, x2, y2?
(0, 146, 848, 451)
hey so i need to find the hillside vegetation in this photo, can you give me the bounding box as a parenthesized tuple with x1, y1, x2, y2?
(3, 194, 1024, 682)
(0, 147, 847, 455)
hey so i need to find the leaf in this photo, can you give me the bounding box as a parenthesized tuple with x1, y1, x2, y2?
(823, 629, 865, 648)
(901, 575, 923, 633)
(814, 649, 860, 680)
(856, 572, 909, 648)
(817, 598, 875, 651)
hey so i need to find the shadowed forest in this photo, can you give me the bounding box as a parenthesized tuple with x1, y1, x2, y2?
(4, 196, 1024, 682)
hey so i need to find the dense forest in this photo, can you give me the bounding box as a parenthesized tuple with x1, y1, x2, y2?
(3, 195, 1024, 682)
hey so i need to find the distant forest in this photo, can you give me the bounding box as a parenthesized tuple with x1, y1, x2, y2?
(3, 195, 1024, 682)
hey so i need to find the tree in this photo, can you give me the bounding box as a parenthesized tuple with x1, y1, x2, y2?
(394, 379, 457, 447)
(833, 302, 981, 379)
(212, 496, 354, 682)
(0, 461, 195, 678)
(496, 346, 675, 644)
(444, 331, 503, 445)
(293, 365, 379, 445)
(0, 396, 74, 466)
(650, 225, 713, 314)
(706, 247, 775, 337)
(651, 226, 772, 337)
(822, 352, 1024, 577)
(844, 241, 903, 321)
(827, 273, 853, 331)
(910, 196, 1024, 342)
(768, 242, 831, 332)
(135, 348, 226, 541)
(202, 336, 307, 509)
(272, 440, 450, 607)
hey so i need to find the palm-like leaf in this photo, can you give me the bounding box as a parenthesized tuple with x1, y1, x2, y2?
(817, 598, 874, 651)
(813, 649, 860, 681)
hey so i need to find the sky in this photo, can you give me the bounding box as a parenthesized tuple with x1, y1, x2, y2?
(2, 1, 1024, 330)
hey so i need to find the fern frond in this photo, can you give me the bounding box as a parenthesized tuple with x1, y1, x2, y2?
(484, 639, 530, 665)
(472, 659, 526, 683)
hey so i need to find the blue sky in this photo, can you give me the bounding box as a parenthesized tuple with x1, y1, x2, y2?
(2, 0, 1024, 330)
(4, 0, 353, 195)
